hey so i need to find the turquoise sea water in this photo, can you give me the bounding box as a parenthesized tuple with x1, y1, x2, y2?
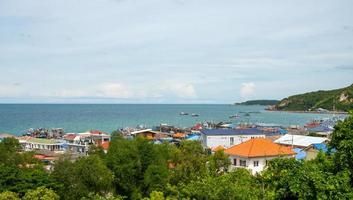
(0, 104, 342, 135)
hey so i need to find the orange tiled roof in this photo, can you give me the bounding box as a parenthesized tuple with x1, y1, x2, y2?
(173, 133, 186, 138)
(224, 138, 295, 158)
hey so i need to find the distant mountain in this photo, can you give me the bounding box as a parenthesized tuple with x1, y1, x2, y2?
(235, 100, 279, 106)
(274, 84, 353, 112)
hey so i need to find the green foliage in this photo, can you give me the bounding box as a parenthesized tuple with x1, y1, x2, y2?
(276, 84, 353, 111)
(329, 112, 353, 183)
(0, 191, 20, 200)
(52, 154, 113, 200)
(81, 193, 125, 200)
(180, 169, 261, 200)
(22, 187, 59, 200)
(235, 100, 279, 105)
(208, 150, 231, 176)
(88, 145, 106, 159)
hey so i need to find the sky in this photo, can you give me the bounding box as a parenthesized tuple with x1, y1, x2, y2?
(0, 0, 352, 104)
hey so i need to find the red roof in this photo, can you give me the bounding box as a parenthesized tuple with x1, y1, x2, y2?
(225, 138, 295, 158)
(64, 134, 76, 140)
(90, 130, 108, 135)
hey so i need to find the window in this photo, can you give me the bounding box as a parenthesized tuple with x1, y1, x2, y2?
(240, 160, 247, 167)
(254, 161, 259, 167)
(230, 137, 234, 146)
(233, 159, 237, 166)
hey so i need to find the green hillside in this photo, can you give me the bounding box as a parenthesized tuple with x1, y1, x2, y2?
(235, 100, 279, 106)
(275, 84, 353, 112)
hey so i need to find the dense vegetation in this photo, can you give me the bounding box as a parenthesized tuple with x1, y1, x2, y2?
(235, 100, 279, 106)
(1, 112, 353, 199)
(275, 84, 353, 111)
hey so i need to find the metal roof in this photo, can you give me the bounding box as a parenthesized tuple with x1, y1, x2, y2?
(274, 134, 328, 147)
(201, 128, 264, 136)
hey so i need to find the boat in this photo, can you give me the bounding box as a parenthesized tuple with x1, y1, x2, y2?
(191, 113, 199, 117)
(180, 112, 189, 115)
(229, 114, 240, 119)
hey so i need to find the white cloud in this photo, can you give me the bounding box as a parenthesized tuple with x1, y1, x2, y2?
(98, 83, 132, 98)
(240, 82, 256, 98)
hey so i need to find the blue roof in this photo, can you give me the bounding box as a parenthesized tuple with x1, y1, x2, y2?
(201, 128, 263, 136)
(186, 134, 200, 141)
(312, 143, 328, 153)
(308, 125, 333, 133)
(293, 148, 307, 160)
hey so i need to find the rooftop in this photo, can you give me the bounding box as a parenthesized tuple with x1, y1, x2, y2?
(274, 134, 328, 148)
(27, 138, 64, 145)
(225, 138, 295, 158)
(201, 128, 264, 136)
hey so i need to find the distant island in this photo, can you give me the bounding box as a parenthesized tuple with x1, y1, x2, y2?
(271, 84, 353, 112)
(235, 100, 279, 106)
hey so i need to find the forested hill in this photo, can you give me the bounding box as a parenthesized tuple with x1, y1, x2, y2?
(275, 84, 353, 112)
(235, 100, 279, 106)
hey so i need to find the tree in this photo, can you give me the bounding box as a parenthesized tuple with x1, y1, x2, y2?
(180, 168, 261, 200)
(52, 154, 113, 200)
(208, 150, 231, 176)
(329, 112, 353, 182)
(22, 187, 59, 200)
(170, 141, 208, 185)
(106, 136, 141, 198)
(0, 191, 20, 200)
(88, 145, 106, 159)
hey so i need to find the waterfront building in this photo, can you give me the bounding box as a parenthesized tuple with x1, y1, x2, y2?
(200, 128, 265, 149)
(224, 138, 296, 174)
(18, 137, 66, 152)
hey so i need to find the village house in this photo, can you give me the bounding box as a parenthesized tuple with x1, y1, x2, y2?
(224, 138, 296, 174)
(131, 129, 160, 140)
(303, 143, 330, 161)
(200, 128, 266, 149)
(18, 137, 66, 152)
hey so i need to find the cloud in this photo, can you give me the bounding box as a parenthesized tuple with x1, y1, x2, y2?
(240, 82, 256, 98)
(98, 83, 132, 98)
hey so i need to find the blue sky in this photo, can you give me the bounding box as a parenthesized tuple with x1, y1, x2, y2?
(0, 0, 352, 103)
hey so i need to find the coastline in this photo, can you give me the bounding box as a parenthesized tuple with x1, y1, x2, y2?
(266, 109, 348, 115)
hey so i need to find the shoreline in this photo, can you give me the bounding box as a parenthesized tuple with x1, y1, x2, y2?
(266, 109, 348, 115)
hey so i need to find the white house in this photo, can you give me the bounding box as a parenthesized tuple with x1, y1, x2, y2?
(224, 138, 296, 175)
(18, 137, 65, 152)
(200, 128, 265, 149)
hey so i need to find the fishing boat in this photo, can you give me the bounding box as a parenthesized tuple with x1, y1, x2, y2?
(180, 112, 189, 116)
(229, 114, 240, 119)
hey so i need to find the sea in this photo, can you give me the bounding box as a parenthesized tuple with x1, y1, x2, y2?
(0, 104, 344, 136)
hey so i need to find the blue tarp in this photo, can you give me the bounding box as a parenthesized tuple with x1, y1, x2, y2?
(186, 135, 200, 141)
(278, 128, 288, 135)
(312, 143, 329, 153)
(293, 148, 306, 160)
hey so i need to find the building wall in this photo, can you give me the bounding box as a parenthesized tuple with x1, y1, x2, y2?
(202, 134, 265, 149)
(228, 155, 292, 175)
(305, 148, 319, 161)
